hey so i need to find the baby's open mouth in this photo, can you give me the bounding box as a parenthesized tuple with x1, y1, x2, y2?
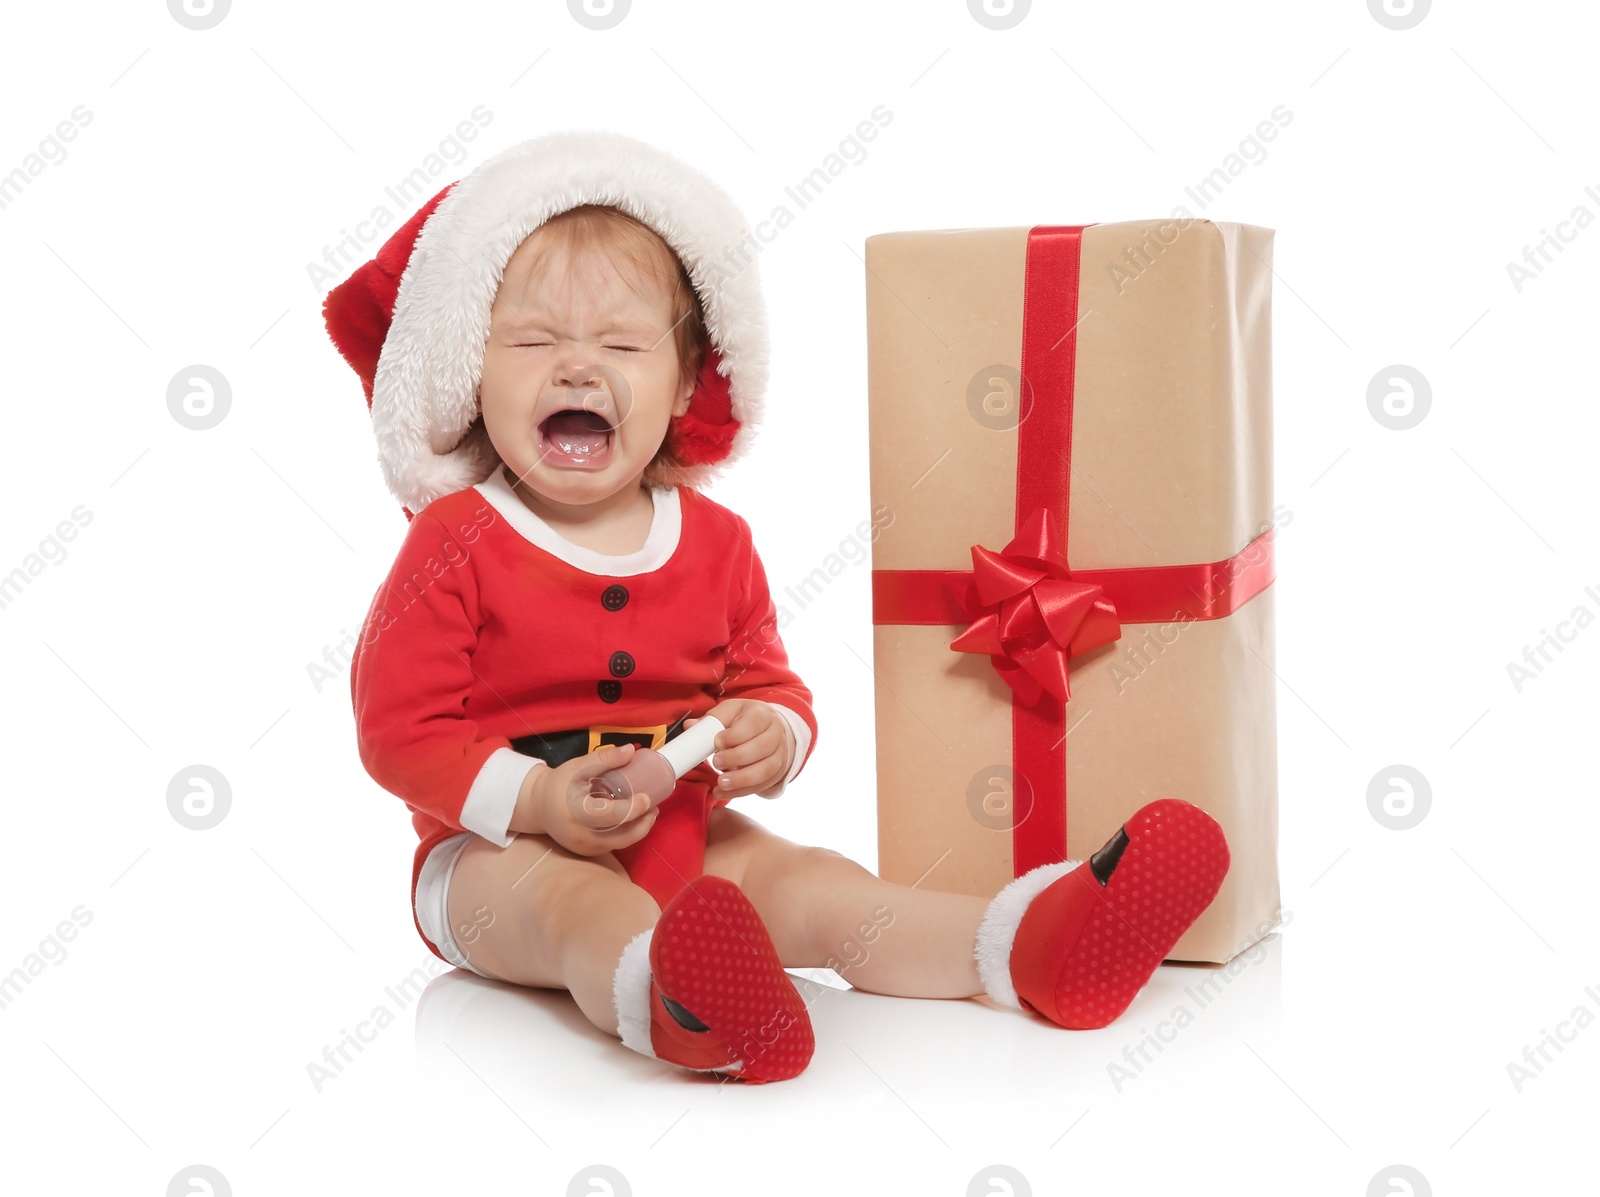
(539, 409, 614, 469)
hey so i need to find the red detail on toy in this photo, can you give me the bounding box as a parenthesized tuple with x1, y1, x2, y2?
(1010, 798, 1230, 1030)
(647, 874, 814, 1082)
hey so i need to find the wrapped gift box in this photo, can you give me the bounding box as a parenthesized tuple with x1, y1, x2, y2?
(864, 220, 1280, 964)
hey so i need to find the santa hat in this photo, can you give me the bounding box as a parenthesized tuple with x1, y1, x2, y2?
(322, 129, 768, 519)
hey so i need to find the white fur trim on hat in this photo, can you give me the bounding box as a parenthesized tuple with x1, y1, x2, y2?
(973, 859, 1083, 1010)
(371, 129, 769, 513)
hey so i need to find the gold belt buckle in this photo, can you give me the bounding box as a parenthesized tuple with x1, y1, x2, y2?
(587, 722, 670, 754)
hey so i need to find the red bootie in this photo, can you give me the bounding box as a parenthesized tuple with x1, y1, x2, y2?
(974, 798, 1230, 1030)
(612, 874, 814, 1082)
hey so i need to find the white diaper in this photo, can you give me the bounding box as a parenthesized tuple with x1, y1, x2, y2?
(415, 832, 494, 979)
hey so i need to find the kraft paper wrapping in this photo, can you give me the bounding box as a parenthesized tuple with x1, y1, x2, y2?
(864, 220, 1280, 964)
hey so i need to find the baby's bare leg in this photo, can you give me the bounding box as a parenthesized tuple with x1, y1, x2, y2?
(703, 808, 990, 999)
(445, 833, 660, 1035)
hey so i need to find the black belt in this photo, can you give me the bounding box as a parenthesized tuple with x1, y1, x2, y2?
(510, 712, 692, 770)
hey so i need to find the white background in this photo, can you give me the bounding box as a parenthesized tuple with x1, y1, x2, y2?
(2, 1, 1595, 1194)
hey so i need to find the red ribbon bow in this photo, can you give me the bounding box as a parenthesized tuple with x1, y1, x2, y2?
(946, 506, 1122, 706)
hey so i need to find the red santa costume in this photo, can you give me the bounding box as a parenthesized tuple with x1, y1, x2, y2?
(322, 131, 1233, 1081)
(353, 461, 814, 970)
(323, 130, 815, 974)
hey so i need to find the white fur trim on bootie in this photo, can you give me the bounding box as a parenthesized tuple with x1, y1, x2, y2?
(612, 929, 655, 1058)
(609, 926, 745, 1076)
(973, 859, 1083, 1009)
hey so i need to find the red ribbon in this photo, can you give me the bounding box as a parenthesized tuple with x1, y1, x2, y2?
(874, 527, 1276, 629)
(945, 505, 1121, 707)
(869, 226, 1276, 878)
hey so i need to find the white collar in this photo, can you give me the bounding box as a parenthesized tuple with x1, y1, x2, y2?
(473, 464, 682, 577)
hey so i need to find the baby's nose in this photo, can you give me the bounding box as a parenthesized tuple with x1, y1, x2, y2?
(551, 359, 628, 421)
(557, 360, 604, 388)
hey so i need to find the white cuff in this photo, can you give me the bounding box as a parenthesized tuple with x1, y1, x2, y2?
(754, 703, 810, 799)
(974, 859, 1082, 1009)
(612, 930, 655, 1059)
(459, 747, 544, 847)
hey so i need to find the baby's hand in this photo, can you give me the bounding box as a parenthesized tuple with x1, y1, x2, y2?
(531, 743, 662, 857)
(685, 699, 794, 799)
